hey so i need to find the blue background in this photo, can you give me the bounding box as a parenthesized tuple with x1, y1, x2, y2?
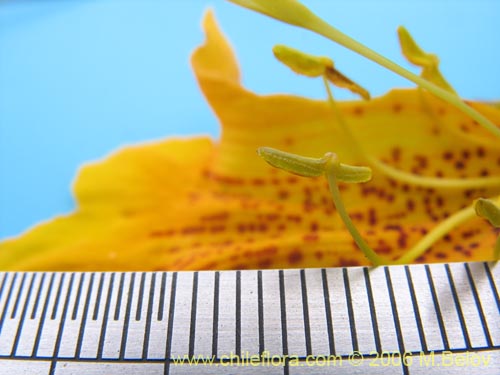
(1, 0, 499, 239)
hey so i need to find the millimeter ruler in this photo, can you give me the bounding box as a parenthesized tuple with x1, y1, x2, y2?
(0, 262, 498, 374)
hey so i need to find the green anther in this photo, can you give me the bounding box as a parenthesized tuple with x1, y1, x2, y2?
(257, 147, 329, 177)
(257, 147, 372, 182)
(258, 147, 386, 266)
(333, 162, 372, 183)
(474, 198, 500, 227)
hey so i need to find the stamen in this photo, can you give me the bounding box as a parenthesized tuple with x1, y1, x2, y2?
(474, 198, 500, 259)
(258, 147, 388, 265)
(273, 45, 369, 100)
(397, 195, 500, 263)
(323, 77, 500, 190)
(227, 0, 500, 138)
(397, 26, 456, 95)
(324, 155, 389, 265)
(258, 147, 500, 265)
(474, 198, 500, 227)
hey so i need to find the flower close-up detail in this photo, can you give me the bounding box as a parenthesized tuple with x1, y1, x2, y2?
(0, 6, 499, 271)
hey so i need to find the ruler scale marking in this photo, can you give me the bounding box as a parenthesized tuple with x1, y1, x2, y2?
(235, 270, 241, 357)
(97, 273, 115, 360)
(484, 262, 500, 311)
(425, 264, 450, 350)
(11, 273, 27, 319)
(49, 273, 75, 374)
(464, 263, 493, 348)
(119, 273, 135, 360)
(363, 268, 382, 354)
(71, 273, 85, 321)
(163, 272, 177, 375)
(404, 265, 428, 353)
(445, 264, 472, 349)
(0, 272, 7, 304)
(10, 273, 36, 356)
(50, 274, 65, 321)
(257, 270, 264, 355)
(114, 273, 125, 321)
(188, 271, 198, 358)
(211, 271, 219, 358)
(384, 267, 409, 375)
(299, 269, 312, 357)
(142, 273, 155, 360)
(135, 273, 145, 322)
(30, 273, 46, 320)
(342, 268, 358, 353)
(75, 273, 94, 359)
(303, 269, 329, 357)
(32, 273, 55, 358)
(157, 272, 166, 321)
(278, 270, 289, 374)
(93, 273, 106, 321)
(320, 269, 335, 356)
(0, 262, 497, 374)
(0, 273, 18, 336)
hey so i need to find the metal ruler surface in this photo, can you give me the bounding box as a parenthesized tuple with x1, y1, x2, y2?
(0, 262, 498, 374)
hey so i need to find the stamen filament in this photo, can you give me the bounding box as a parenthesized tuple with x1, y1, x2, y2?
(228, 0, 500, 138)
(395, 195, 500, 264)
(306, 17, 500, 138)
(324, 155, 390, 266)
(323, 77, 500, 189)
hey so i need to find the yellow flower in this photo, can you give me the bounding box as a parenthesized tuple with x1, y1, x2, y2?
(0, 10, 499, 271)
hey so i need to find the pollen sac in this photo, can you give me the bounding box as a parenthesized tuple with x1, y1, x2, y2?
(273, 44, 333, 77)
(273, 44, 370, 100)
(474, 198, 500, 227)
(397, 26, 456, 95)
(258, 147, 372, 183)
(335, 163, 372, 183)
(257, 147, 328, 177)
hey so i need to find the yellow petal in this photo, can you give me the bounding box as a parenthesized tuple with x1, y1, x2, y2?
(1, 11, 499, 271)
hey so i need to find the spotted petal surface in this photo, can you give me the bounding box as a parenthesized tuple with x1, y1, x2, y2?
(0, 11, 499, 271)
